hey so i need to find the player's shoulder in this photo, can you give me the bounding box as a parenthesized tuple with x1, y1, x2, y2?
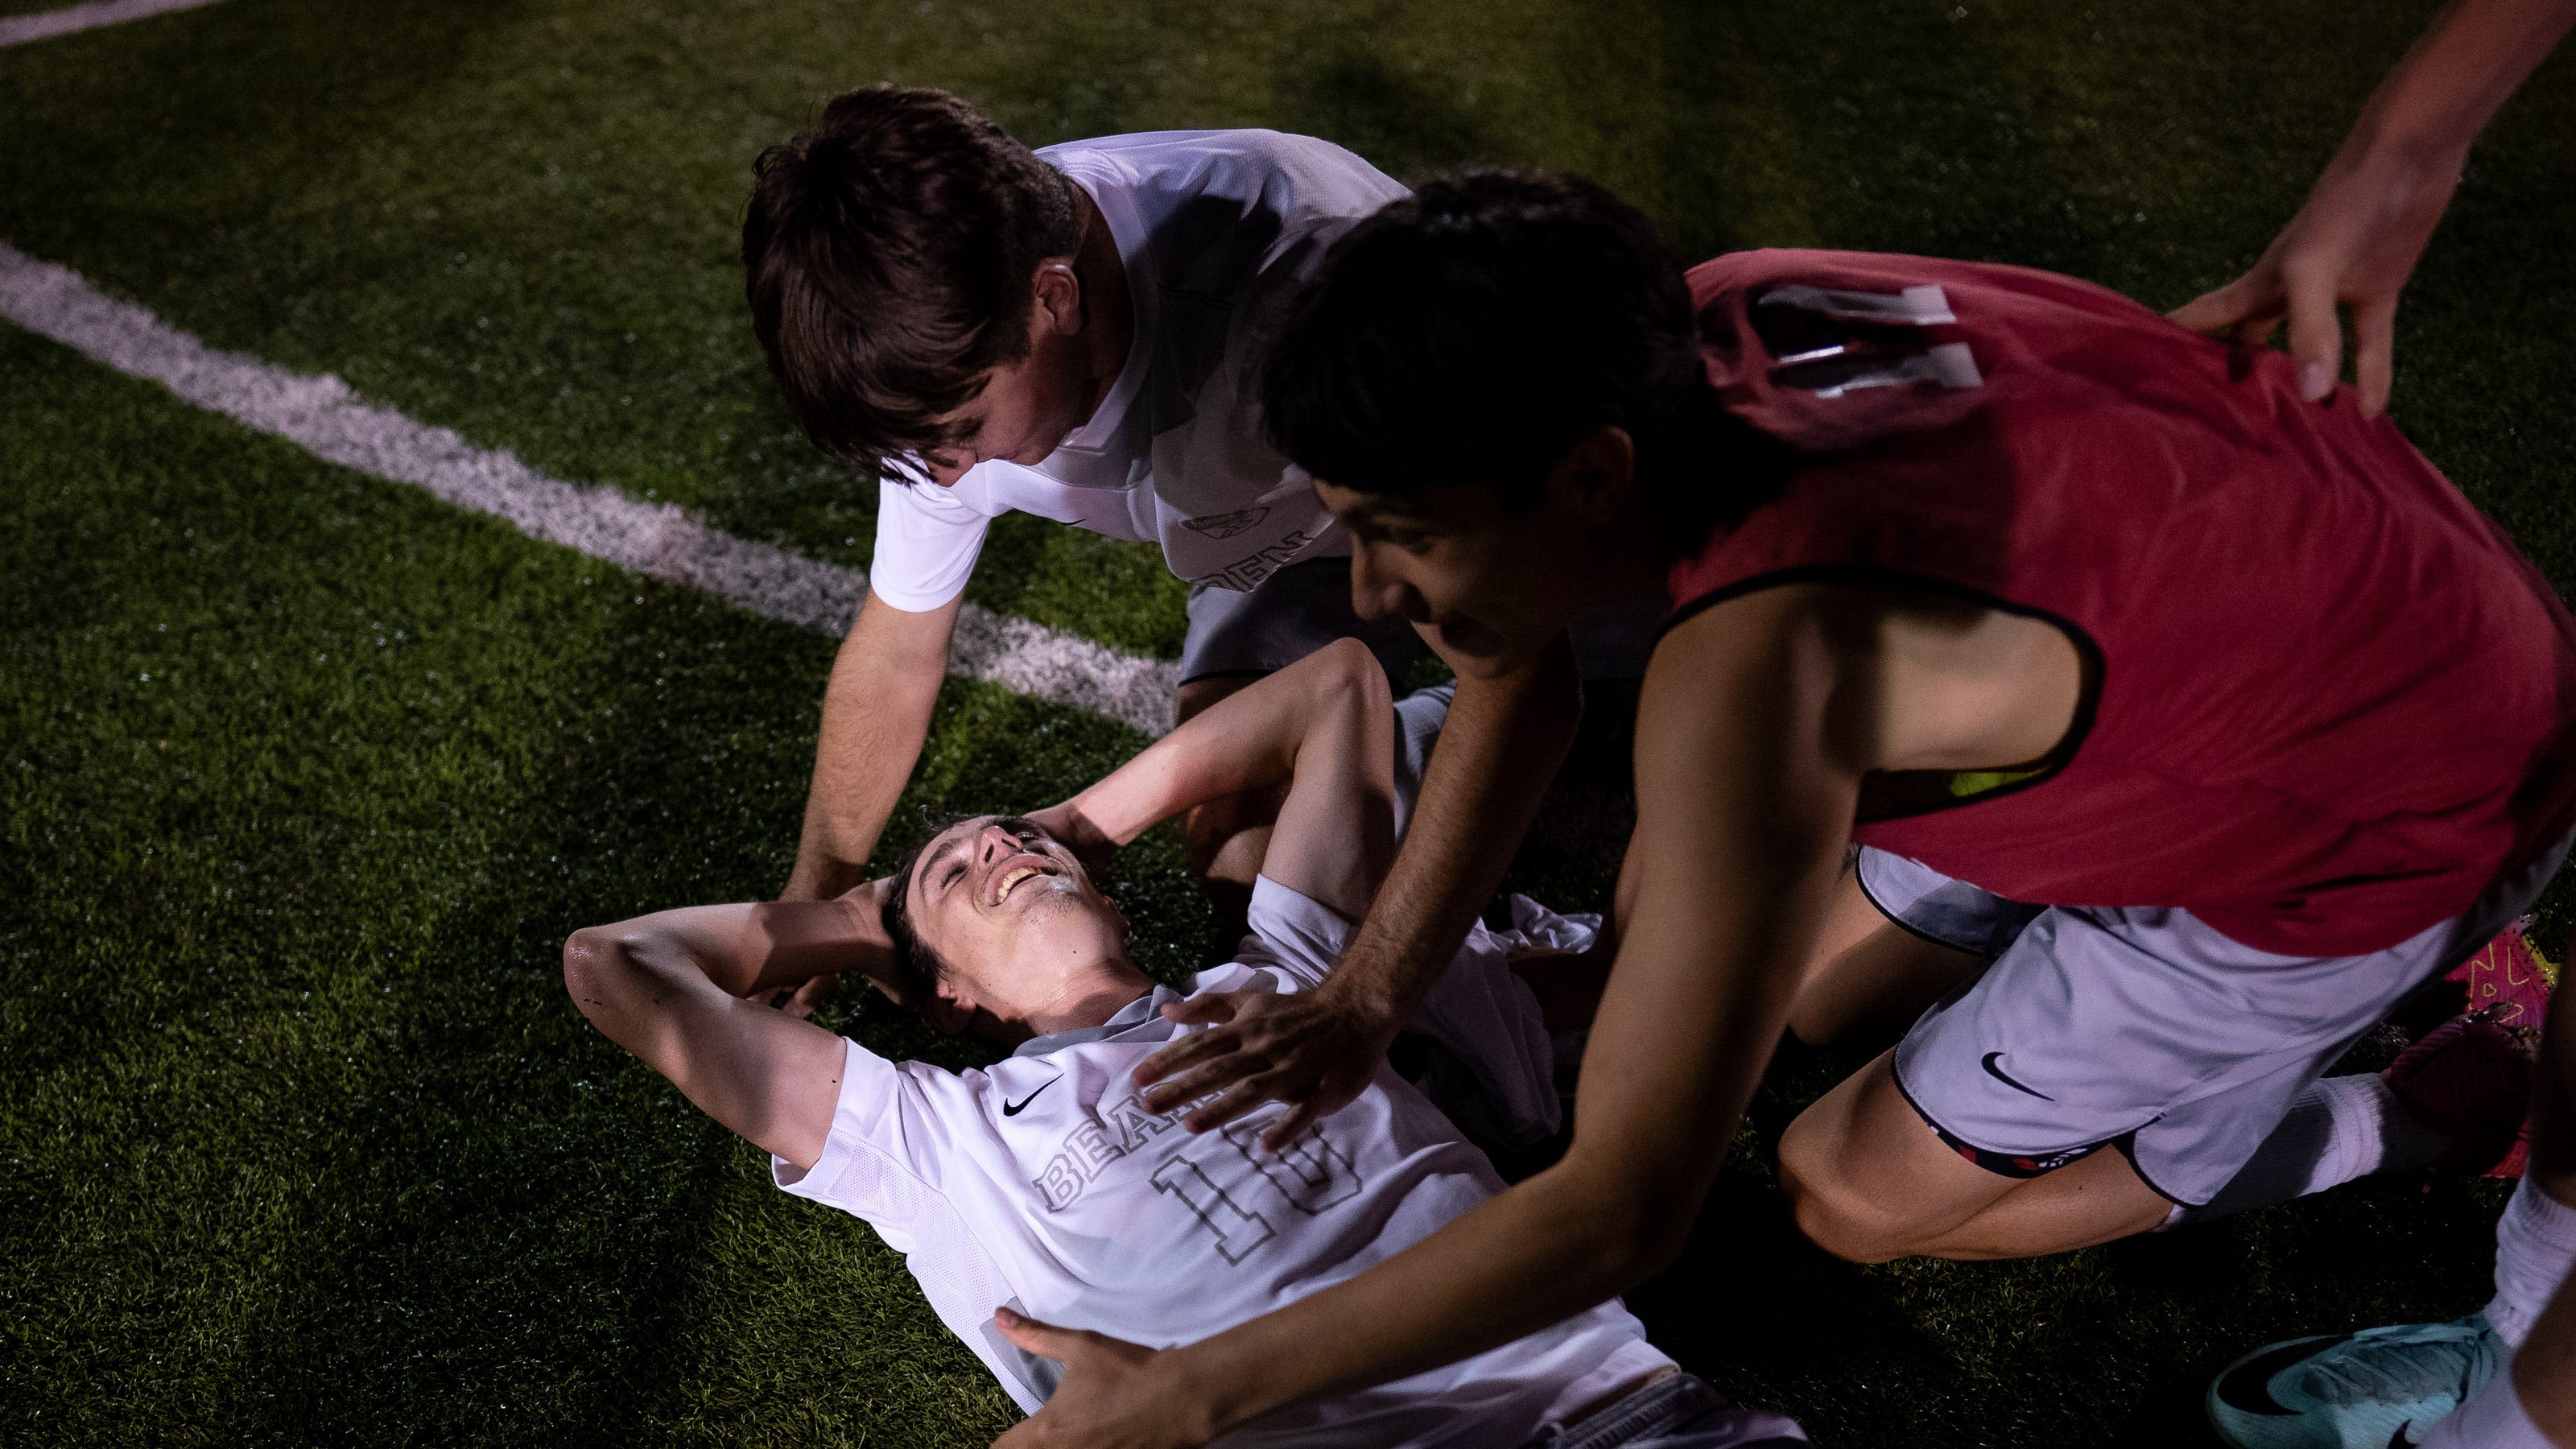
(1206, 876, 1359, 993)
(1684, 247, 2144, 322)
(1040, 129, 1402, 213)
(1688, 246, 2216, 459)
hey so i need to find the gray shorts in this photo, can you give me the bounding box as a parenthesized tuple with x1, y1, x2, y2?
(1179, 555, 1422, 687)
(1521, 1373, 1806, 1449)
(1868, 831, 2574, 1205)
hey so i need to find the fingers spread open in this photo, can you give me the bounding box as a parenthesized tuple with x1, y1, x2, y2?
(1133, 1028, 1234, 1088)
(1142, 1053, 1265, 1113)
(1259, 1099, 1321, 1153)
(1185, 1075, 1286, 1133)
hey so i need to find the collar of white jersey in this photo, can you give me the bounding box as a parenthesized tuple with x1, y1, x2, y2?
(1011, 985, 1174, 1057)
(1051, 158, 1156, 456)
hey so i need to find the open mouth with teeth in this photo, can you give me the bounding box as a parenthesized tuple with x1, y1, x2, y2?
(991, 857, 1055, 906)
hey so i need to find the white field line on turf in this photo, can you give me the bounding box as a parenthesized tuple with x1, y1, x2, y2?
(0, 242, 1180, 736)
(0, 0, 225, 47)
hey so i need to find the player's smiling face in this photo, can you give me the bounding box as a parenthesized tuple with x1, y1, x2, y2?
(904, 815, 1129, 1026)
(1315, 473, 1623, 679)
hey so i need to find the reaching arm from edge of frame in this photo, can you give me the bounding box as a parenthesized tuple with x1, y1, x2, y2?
(2169, 0, 2576, 415)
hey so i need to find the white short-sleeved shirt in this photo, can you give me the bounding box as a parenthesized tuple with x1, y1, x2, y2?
(867, 130, 1411, 611)
(774, 877, 1670, 1447)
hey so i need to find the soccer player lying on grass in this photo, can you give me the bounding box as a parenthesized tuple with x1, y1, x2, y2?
(744, 85, 1591, 1036)
(984, 171, 2576, 1447)
(561, 638, 1806, 1449)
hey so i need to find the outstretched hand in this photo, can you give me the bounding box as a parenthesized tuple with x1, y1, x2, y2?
(1133, 987, 1397, 1150)
(2167, 134, 2466, 417)
(988, 1310, 1211, 1449)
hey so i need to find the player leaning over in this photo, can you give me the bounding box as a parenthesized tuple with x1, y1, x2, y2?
(562, 639, 1806, 1448)
(743, 86, 1582, 1023)
(991, 76, 2576, 1449)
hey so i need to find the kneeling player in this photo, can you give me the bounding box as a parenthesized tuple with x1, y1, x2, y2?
(989, 170, 2576, 1446)
(563, 640, 1802, 1448)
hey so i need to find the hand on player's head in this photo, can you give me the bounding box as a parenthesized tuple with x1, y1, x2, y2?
(890, 814, 1132, 1036)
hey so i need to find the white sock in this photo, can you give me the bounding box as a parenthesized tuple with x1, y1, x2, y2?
(2181, 1075, 2450, 1224)
(2418, 1366, 2553, 1449)
(2486, 1177, 2576, 1349)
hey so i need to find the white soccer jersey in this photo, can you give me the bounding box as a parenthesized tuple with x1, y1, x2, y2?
(774, 877, 1670, 1447)
(867, 130, 1410, 611)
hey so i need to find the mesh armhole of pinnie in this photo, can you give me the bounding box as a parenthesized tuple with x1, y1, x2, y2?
(1752, 283, 1983, 398)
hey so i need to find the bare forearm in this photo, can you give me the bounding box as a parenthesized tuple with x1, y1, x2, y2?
(1192, 1164, 1666, 1433)
(2345, 0, 2575, 159)
(1187, 901, 1830, 1426)
(1063, 696, 1308, 848)
(1061, 640, 1381, 848)
(782, 592, 956, 902)
(1323, 634, 1580, 1019)
(568, 896, 898, 1031)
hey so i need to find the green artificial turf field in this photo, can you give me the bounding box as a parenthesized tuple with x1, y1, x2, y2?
(3, 0, 2572, 1443)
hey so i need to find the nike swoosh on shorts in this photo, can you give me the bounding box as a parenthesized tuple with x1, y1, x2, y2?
(1980, 1051, 2055, 1101)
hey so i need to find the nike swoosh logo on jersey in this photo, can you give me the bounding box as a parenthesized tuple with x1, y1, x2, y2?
(1979, 1052, 2055, 1101)
(2387, 1426, 2420, 1448)
(1002, 1079, 1058, 1117)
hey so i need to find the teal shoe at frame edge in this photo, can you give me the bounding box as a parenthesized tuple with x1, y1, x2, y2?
(2207, 1315, 2507, 1449)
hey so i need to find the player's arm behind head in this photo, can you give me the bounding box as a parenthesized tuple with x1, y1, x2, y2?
(563, 900, 867, 1171)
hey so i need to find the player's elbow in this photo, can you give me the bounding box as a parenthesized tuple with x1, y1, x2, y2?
(561, 926, 630, 1030)
(1315, 634, 1393, 713)
(1554, 1154, 1702, 1286)
(1623, 1191, 1700, 1281)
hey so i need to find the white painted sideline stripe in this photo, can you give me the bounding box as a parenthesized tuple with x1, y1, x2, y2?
(0, 0, 225, 47)
(0, 242, 1180, 736)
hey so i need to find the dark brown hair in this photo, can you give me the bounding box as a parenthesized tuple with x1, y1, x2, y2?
(744, 85, 1080, 479)
(1260, 170, 1792, 545)
(881, 815, 968, 1005)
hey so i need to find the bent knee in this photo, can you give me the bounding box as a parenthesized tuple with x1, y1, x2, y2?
(1779, 1107, 1918, 1265)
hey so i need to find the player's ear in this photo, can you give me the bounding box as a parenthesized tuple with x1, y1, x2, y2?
(923, 976, 978, 1035)
(1543, 426, 1637, 518)
(1030, 259, 1083, 336)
